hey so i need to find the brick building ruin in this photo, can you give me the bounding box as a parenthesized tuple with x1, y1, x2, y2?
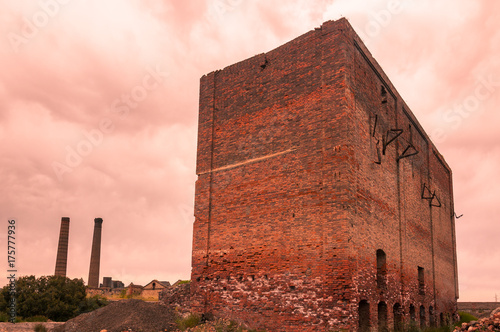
(191, 18, 459, 331)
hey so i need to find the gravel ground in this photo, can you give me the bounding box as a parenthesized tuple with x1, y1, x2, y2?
(53, 299, 179, 332)
(0, 322, 64, 332)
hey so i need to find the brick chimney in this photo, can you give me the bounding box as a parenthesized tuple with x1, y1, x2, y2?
(54, 217, 70, 277)
(88, 217, 103, 288)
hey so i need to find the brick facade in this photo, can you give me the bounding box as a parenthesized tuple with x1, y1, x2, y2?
(191, 18, 458, 331)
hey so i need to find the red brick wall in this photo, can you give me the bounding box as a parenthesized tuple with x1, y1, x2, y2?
(345, 26, 458, 330)
(191, 18, 458, 332)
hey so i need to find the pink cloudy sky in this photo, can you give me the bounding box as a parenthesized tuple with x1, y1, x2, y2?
(0, 0, 498, 302)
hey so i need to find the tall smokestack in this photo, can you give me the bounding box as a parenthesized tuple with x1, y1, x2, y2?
(88, 217, 103, 288)
(54, 217, 70, 277)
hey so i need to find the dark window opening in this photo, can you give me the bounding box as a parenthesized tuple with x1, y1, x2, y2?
(152, 282, 156, 290)
(381, 86, 388, 104)
(418, 266, 425, 295)
(393, 303, 403, 332)
(429, 306, 435, 327)
(358, 300, 370, 332)
(420, 305, 426, 329)
(409, 304, 416, 328)
(378, 301, 388, 332)
(377, 249, 387, 289)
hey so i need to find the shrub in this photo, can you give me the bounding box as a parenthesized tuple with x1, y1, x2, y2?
(25, 315, 49, 322)
(422, 326, 453, 332)
(177, 314, 201, 330)
(0, 276, 107, 322)
(212, 318, 266, 332)
(33, 324, 48, 332)
(78, 294, 109, 314)
(119, 289, 133, 299)
(0, 312, 8, 322)
(456, 311, 477, 325)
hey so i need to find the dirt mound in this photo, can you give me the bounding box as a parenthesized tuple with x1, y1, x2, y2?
(53, 299, 179, 332)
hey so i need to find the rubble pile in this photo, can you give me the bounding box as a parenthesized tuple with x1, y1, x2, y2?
(454, 310, 500, 331)
(159, 282, 191, 316)
(53, 299, 178, 332)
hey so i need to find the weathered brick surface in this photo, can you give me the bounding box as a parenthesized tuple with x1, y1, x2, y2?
(191, 18, 458, 331)
(159, 283, 191, 316)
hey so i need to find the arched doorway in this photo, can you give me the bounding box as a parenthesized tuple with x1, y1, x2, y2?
(378, 301, 388, 332)
(420, 305, 426, 329)
(376, 250, 387, 289)
(393, 303, 403, 331)
(429, 306, 435, 327)
(358, 300, 370, 332)
(409, 304, 416, 329)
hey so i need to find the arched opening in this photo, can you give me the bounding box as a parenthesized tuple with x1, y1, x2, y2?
(378, 301, 388, 332)
(418, 267, 425, 295)
(358, 300, 370, 332)
(376, 249, 387, 289)
(429, 306, 435, 327)
(420, 305, 426, 329)
(381, 86, 388, 104)
(409, 304, 416, 329)
(393, 303, 403, 331)
(152, 282, 156, 290)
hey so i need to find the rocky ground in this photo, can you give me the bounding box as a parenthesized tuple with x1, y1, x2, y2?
(52, 299, 178, 332)
(45, 281, 257, 332)
(454, 308, 500, 331)
(0, 318, 253, 332)
(3, 284, 498, 332)
(174, 317, 259, 332)
(0, 322, 64, 332)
